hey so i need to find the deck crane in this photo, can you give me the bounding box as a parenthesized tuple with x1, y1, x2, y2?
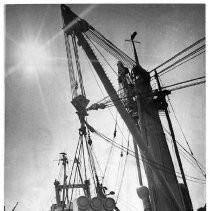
(60, 4, 193, 211)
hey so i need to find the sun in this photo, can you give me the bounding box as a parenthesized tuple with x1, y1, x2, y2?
(18, 40, 50, 74)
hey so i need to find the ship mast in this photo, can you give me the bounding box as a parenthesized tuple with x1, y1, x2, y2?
(60, 4, 193, 211)
(154, 71, 193, 210)
(119, 32, 151, 210)
(60, 152, 69, 207)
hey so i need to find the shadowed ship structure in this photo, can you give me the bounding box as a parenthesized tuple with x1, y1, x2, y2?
(49, 4, 206, 211)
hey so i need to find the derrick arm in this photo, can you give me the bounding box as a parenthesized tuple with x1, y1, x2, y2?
(75, 31, 184, 211)
(60, 4, 186, 211)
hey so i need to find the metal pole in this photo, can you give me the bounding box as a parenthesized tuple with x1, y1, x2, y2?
(61, 153, 68, 211)
(154, 70, 193, 210)
(131, 32, 140, 66)
(133, 140, 143, 186)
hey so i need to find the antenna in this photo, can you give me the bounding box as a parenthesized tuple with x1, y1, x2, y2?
(125, 31, 141, 66)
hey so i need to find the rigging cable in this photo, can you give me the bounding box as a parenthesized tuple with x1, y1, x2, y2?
(167, 97, 206, 178)
(168, 80, 205, 93)
(114, 148, 124, 192)
(102, 113, 118, 184)
(79, 32, 205, 185)
(64, 33, 78, 99)
(103, 84, 204, 109)
(162, 76, 205, 89)
(91, 145, 104, 177)
(164, 131, 206, 175)
(116, 134, 130, 203)
(69, 140, 83, 203)
(89, 75, 205, 109)
(149, 37, 205, 73)
(155, 44, 205, 76)
(165, 134, 205, 178)
(146, 101, 206, 176)
(85, 121, 205, 184)
(90, 28, 136, 66)
(87, 28, 135, 68)
(144, 77, 205, 177)
(84, 33, 118, 75)
(85, 31, 131, 69)
(68, 137, 81, 187)
(104, 79, 205, 109)
(159, 50, 205, 77)
(82, 46, 134, 152)
(81, 138, 88, 181)
(72, 34, 86, 96)
(84, 134, 97, 189)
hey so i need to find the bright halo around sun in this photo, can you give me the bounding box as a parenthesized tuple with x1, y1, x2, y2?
(18, 39, 50, 75)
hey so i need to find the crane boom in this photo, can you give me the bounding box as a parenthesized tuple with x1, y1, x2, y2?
(60, 4, 187, 211)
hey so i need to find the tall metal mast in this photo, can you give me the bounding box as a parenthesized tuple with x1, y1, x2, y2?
(154, 71, 193, 210)
(118, 32, 152, 210)
(60, 152, 69, 208)
(60, 4, 187, 211)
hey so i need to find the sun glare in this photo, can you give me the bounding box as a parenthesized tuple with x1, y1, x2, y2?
(18, 40, 50, 74)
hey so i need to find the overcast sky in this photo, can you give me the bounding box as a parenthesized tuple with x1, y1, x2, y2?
(5, 4, 205, 211)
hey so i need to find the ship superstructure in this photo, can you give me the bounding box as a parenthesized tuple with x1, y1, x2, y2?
(49, 4, 206, 211)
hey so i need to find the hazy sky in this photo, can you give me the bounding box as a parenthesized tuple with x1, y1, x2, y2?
(5, 4, 205, 211)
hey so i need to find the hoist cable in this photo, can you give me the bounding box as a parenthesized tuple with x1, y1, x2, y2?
(82, 46, 134, 154)
(84, 33, 118, 76)
(90, 28, 135, 66)
(80, 30, 205, 185)
(81, 139, 88, 181)
(91, 29, 136, 67)
(68, 138, 81, 186)
(85, 31, 128, 66)
(86, 30, 133, 69)
(89, 28, 135, 67)
(85, 31, 131, 69)
(69, 163, 79, 203)
(69, 140, 83, 203)
(85, 31, 125, 66)
(64, 33, 78, 98)
(149, 37, 205, 73)
(84, 135, 97, 188)
(72, 35, 86, 96)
